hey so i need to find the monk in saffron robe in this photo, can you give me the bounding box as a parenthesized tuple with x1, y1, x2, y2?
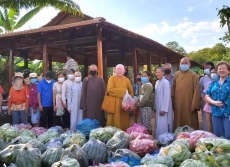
(106, 64, 133, 131)
(172, 58, 200, 130)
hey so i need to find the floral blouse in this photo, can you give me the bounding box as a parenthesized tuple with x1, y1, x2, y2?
(53, 82, 65, 116)
(206, 77, 230, 117)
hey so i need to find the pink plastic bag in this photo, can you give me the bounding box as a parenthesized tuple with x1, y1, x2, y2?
(122, 91, 134, 111)
(129, 132, 153, 140)
(13, 123, 32, 130)
(31, 127, 47, 136)
(176, 132, 191, 139)
(189, 130, 217, 149)
(129, 138, 158, 157)
(126, 123, 148, 134)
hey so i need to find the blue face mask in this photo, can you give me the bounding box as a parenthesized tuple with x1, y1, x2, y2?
(204, 69, 210, 75)
(141, 77, 148, 83)
(30, 78, 37, 84)
(211, 73, 219, 81)
(180, 64, 190, 71)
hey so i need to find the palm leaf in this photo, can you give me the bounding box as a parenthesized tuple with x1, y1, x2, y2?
(3, 8, 11, 31)
(14, 7, 41, 30)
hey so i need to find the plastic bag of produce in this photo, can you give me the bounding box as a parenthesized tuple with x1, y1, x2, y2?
(157, 132, 175, 146)
(82, 138, 107, 163)
(31, 127, 47, 136)
(89, 126, 121, 142)
(7, 136, 33, 145)
(176, 132, 190, 139)
(106, 131, 131, 152)
(49, 126, 64, 135)
(19, 129, 36, 138)
(129, 132, 153, 140)
(0, 124, 19, 143)
(99, 162, 131, 167)
(126, 123, 148, 134)
(122, 90, 135, 111)
(110, 156, 141, 166)
(45, 137, 63, 149)
(13, 123, 32, 130)
(27, 139, 46, 153)
(51, 157, 80, 167)
(113, 148, 141, 160)
(174, 125, 194, 136)
(189, 130, 217, 150)
(42, 147, 63, 167)
(37, 129, 59, 144)
(134, 165, 167, 167)
(180, 159, 209, 167)
(141, 154, 174, 167)
(172, 139, 190, 149)
(62, 131, 86, 148)
(76, 119, 99, 137)
(129, 138, 158, 157)
(62, 144, 89, 167)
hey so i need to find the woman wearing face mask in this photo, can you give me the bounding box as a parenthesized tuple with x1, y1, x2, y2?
(137, 71, 154, 134)
(68, 71, 83, 130)
(8, 72, 30, 124)
(203, 66, 218, 132)
(29, 73, 40, 127)
(53, 72, 66, 127)
(205, 61, 230, 139)
(199, 61, 215, 131)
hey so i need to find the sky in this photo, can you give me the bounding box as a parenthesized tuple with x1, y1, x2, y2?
(18, 0, 230, 53)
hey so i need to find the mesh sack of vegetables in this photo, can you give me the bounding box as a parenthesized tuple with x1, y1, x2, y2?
(176, 132, 190, 139)
(82, 138, 107, 164)
(51, 157, 80, 167)
(45, 137, 63, 149)
(172, 138, 190, 149)
(76, 119, 99, 137)
(159, 142, 191, 166)
(19, 129, 36, 139)
(31, 127, 47, 136)
(126, 123, 148, 134)
(62, 144, 89, 167)
(141, 154, 174, 167)
(109, 156, 141, 166)
(89, 126, 121, 143)
(129, 132, 153, 140)
(189, 130, 217, 150)
(129, 137, 158, 157)
(157, 132, 175, 146)
(37, 129, 59, 144)
(106, 131, 131, 152)
(180, 159, 209, 167)
(0, 124, 19, 144)
(13, 123, 32, 130)
(7, 136, 33, 146)
(62, 131, 86, 148)
(48, 126, 64, 135)
(42, 147, 63, 167)
(174, 125, 194, 136)
(0, 138, 6, 150)
(113, 148, 141, 160)
(0, 143, 41, 167)
(27, 139, 46, 154)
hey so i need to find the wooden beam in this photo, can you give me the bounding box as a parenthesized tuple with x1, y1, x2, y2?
(133, 48, 138, 79)
(103, 41, 108, 83)
(48, 55, 52, 71)
(159, 55, 162, 67)
(43, 38, 48, 75)
(84, 57, 88, 78)
(97, 28, 103, 78)
(9, 49, 14, 85)
(147, 52, 152, 72)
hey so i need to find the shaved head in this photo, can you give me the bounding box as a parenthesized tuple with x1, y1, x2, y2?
(115, 64, 125, 77)
(89, 64, 97, 71)
(75, 71, 82, 77)
(180, 57, 190, 65)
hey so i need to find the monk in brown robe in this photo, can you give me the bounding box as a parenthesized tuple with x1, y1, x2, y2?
(172, 58, 200, 130)
(106, 64, 133, 131)
(80, 64, 106, 126)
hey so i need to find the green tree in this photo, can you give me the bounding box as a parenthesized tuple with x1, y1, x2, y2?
(0, 0, 81, 15)
(217, 5, 230, 42)
(166, 41, 187, 55)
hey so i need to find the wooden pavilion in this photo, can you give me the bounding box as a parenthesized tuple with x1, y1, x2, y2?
(0, 12, 199, 85)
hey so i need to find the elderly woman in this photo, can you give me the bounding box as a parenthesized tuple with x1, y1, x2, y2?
(205, 61, 230, 139)
(154, 67, 173, 138)
(105, 64, 133, 131)
(8, 72, 30, 124)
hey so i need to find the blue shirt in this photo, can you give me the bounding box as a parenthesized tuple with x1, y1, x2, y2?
(165, 74, 174, 88)
(37, 78, 55, 107)
(206, 77, 230, 117)
(133, 83, 142, 97)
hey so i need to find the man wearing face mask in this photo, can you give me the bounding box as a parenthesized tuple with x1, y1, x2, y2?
(163, 63, 174, 88)
(61, 69, 75, 129)
(80, 64, 106, 127)
(37, 71, 55, 128)
(172, 57, 200, 130)
(68, 71, 83, 130)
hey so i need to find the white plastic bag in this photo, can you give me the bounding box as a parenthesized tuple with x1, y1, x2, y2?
(122, 90, 134, 111)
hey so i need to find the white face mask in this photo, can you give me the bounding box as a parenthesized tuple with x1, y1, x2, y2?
(75, 77, 82, 82)
(58, 77, 65, 83)
(46, 80, 52, 84)
(68, 74, 74, 80)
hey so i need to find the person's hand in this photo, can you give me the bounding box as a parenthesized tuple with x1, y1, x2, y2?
(159, 111, 165, 116)
(213, 101, 224, 107)
(190, 108, 197, 112)
(39, 105, 43, 112)
(25, 107, 29, 113)
(8, 109, 11, 115)
(53, 106, 57, 112)
(63, 103, 67, 109)
(68, 110, 71, 113)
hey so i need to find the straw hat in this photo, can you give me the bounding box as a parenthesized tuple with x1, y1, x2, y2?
(14, 72, 24, 78)
(29, 73, 37, 78)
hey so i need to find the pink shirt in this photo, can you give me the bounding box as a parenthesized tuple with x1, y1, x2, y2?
(203, 81, 211, 113)
(29, 83, 38, 110)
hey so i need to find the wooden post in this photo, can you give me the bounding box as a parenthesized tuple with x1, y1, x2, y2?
(120, 46, 125, 65)
(133, 48, 138, 79)
(9, 49, 14, 85)
(43, 39, 48, 75)
(24, 52, 28, 69)
(84, 57, 88, 78)
(48, 55, 52, 71)
(103, 41, 108, 83)
(158, 54, 162, 67)
(97, 28, 103, 78)
(147, 52, 152, 72)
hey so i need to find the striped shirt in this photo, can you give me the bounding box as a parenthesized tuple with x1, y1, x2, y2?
(63, 58, 78, 71)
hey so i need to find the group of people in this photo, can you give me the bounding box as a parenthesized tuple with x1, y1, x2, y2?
(3, 54, 230, 139)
